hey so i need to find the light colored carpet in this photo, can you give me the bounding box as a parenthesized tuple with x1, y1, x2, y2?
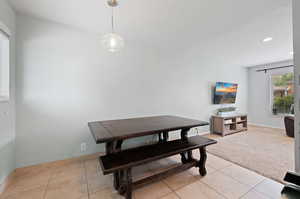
(205, 125, 294, 183)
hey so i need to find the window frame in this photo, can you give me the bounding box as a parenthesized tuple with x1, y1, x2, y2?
(269, 72, 295, 116)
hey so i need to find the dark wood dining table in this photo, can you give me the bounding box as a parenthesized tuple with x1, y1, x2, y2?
(88, 115, 210, 191)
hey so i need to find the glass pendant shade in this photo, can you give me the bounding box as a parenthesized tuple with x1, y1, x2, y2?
(102, 33, 124, 52)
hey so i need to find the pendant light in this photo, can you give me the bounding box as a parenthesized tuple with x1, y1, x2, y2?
(102, 0, 124, 52)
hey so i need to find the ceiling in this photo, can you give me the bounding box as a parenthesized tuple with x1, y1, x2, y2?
(8, 0, 293, 66)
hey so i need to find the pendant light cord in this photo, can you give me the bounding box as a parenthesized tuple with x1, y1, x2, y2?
(111, 7, 115, 33)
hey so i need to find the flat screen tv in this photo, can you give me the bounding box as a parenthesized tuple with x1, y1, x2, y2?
(214, 82, 238, 104)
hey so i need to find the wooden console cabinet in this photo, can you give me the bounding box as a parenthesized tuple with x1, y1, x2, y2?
(211, 114, 247, 136)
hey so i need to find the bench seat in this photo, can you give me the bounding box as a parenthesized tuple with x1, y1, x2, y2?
(99, 136, 217, 175)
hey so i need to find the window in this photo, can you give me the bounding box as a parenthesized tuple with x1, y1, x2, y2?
(0, 29, 10, 101)
(271, 73, 294, 115)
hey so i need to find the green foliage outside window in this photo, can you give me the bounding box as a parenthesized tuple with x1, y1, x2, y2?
(273, 73, 293, 86)
(272, 73, 294, 115)
(273, 95, 294, 114)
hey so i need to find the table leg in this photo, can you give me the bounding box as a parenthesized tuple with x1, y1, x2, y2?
(180, 128, 190, 163)
(105, 141, 114, 154)
(158, 133, 163, 142)
(105, 140, 123, 190)
(187, 151, 193, 160)
(162, 131, 169, 142)
(180, 129, 189, 141)
(199, 147, 207, 176)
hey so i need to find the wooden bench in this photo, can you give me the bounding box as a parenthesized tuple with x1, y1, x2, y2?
(99, 136, 217, 199)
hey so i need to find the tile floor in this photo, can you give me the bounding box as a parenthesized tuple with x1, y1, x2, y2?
(0, 152, 285, 199)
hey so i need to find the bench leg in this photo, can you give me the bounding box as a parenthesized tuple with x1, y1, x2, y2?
(180, 128, 190, 163)
(180, 150, 194, 163)
(187, 150, 194, 160)
(180, 153, 188, 163)
(118, 171, 123, 193)
(199, 147, 207, 176)
(114, 172, 120, 190)
(125, 168, 132, 199)
(118, 169, 132, 198)
(106, 140, 123, 191)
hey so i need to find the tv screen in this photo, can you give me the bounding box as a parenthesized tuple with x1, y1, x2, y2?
(214, 82, 238, 104)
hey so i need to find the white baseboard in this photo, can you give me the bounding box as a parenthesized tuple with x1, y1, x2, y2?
(248, 122, 284, 130)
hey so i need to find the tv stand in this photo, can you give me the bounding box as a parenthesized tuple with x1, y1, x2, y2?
(211, 114, 247, 136)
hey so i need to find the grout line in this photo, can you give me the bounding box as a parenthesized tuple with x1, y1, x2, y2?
(160, 176, 184, 198)
(83, 160, 91, 199)
(249, 179, 277, 199)
(237, 178, 269, 199)
(173, 190, 182, 199)
(42, 169, 55, 199)
(238, 185, 257, 199)
(237, 180, 271, 199)
(218, 167, 266, 188)
(198, 179, 230, 199)
(203, 166, 266, 199)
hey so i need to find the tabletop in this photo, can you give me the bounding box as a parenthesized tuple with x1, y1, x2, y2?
(88, 115, 209, 144)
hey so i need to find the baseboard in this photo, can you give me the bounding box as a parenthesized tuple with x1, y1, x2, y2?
(15, 152, 104, 172)
(0, 170, 16, 195)
(248, 122, 285, 130)
(0, 152, 104, 195)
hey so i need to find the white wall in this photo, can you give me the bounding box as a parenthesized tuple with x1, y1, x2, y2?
(15, 15, 248, 168)
(293, 0, 300, 172)
(0, 0, 16, 185)
(0, 33, 10, 99)
(248, 60, 293, 129)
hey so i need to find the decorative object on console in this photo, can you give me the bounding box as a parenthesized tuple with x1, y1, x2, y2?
(217, 107, 237, 116)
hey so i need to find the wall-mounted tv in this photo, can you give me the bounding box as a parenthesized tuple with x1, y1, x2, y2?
(214, 82, 238, 104)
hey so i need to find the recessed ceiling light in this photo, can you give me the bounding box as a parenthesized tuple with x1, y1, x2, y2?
(290, 51, 294, 55)
(263, 37, 273, 42)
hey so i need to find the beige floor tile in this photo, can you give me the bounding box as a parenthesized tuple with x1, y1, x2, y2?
(220, 164, 265, 187)
(241, 190, 271, 199)
(205, 154, 232, 170)
(163, 171, 197, 190)
(89, 187, 124, 199)
(148, 159, 180, 174)
(160, 192, 180, 199)
(53, 160, 84, 172)
(3, 168, 53, 195)
(133, 181, 172, 199)
(1, 152, 287, 199)
(0, 186, 46, 199)
(132, 166, 154, 182)
(254, 179, 284, 199)
(80, 153, 103, 162)
(176, 181, 225, 199)
(50, 165, 86, 184)
(47, 158, 84, 169)
(85, 159, 103, 182)
(14, 165, 53, 178)
(87, 172, 113, 194)
(168, 155, 182, 162)
(44, 178, 88, 199)
(202, 171, 251, 199)
(85, 158, 100, 171)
